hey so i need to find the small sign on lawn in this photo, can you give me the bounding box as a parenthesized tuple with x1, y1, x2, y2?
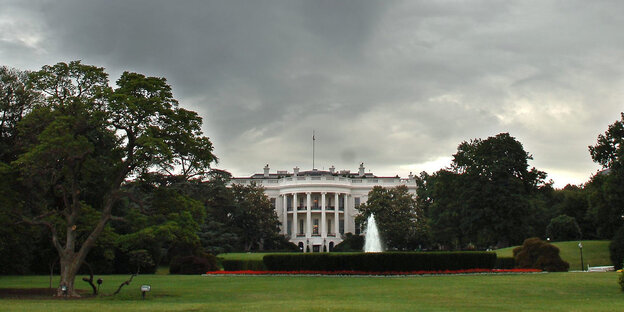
(141, 285, 151, 300)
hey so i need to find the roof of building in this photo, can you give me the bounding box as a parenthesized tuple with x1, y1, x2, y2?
(234, 168, 382, 179)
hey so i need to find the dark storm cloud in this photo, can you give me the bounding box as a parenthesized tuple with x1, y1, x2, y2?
(2, 0, 624, 186)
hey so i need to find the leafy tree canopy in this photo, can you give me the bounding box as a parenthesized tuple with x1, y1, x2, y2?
(356, 185, 428, 250)
(418, 133, 549, 249)
(589, 113, 624, 170)
(10, 61, 216, 296)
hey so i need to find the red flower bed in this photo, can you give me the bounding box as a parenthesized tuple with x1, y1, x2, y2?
(205, 268, 541, 276)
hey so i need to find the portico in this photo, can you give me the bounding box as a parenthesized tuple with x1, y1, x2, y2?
(280, 191, 348, 252)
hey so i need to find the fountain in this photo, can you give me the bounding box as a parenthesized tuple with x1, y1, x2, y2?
(363, 214, 383, 252)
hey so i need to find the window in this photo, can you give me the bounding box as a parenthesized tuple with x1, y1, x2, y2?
(339, 219, 344, 235)
(287, 220, 292, 236)
(313, 219, 319, 235)
(299, 219, 304, 235)
(327, 220, 332, 234)
(287, 197, 292, 211)
(270, 198, 276, 208)
(355, 222, 361, 235)
(354, 197, 361, 207)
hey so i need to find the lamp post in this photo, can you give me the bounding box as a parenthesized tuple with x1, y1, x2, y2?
(578, 242, 584, 271)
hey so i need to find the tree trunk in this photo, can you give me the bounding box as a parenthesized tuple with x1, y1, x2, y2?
(53, 196, 114, 297)
(57, 256, 81, 297)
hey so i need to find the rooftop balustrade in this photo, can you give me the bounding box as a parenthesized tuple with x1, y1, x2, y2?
(230, 175, 417, 188)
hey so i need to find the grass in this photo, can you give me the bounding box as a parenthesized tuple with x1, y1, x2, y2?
(1, 273, 623, 311)
(495, 240, 611, 270)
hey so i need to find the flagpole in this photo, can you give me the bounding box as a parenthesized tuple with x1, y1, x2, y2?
(313, 130, 315, 170)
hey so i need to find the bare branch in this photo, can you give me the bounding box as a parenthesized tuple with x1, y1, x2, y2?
(81, 262, 97, 295)
(113, 273, 136, 295)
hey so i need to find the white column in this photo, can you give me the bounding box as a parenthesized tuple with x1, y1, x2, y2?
(343, 194, 349, 234)
(306, 192, 312, 238)
(334, 192, 339, 236)
(282, 194, 287, 235)
(292, 193, 297, 238)
(321, 192, 327, 237)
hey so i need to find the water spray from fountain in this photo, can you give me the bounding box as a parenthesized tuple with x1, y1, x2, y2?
(364, 214, 383, 253)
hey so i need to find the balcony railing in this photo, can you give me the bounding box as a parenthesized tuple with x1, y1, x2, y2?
(327, 206, 335, 211)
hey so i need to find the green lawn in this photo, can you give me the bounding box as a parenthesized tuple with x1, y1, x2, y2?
(1, 273, 623, 311)
(495, 240, 611, 270)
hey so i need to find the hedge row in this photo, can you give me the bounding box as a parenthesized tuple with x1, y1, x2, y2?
(263, 252, 497, 272)
(495, 256, 515, 269)
(221, 259, 266, 271)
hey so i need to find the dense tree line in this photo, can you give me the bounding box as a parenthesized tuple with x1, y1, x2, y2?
(0, 62, 290, 296)
(362, 121, 624, 253)
(3, 61, 624, 284)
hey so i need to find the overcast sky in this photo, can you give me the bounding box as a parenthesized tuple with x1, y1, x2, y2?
(2, 0, 623, 187)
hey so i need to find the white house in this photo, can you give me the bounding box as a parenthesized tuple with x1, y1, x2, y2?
(230, 163, 417, 252)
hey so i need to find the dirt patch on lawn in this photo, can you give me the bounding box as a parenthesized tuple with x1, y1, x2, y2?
(0, 288, 90, 299)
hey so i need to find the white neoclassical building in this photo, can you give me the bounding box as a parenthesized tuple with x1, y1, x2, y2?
(230, 163, 417, 252)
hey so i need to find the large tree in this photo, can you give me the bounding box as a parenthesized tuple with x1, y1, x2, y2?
(356, 185, 428, 250)
(587, 113, 624, 239)
(13, 61, 215, 296)
(229, 183, 281, 251)
(419, 133, 548, 249)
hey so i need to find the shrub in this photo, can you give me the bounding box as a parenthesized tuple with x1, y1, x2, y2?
(333, 233, 364, 252)
(495, 256, 515, 269)
(170, 254, 217, 274)
(129, 249, 156, 274)
(263, 235, 300, 252)
(263, 252, 496, 272)
(513, 237, 569, 272)
(546, 215, 581, 241)
(609, 226, 624, 270)
(221, 259, 266, 271)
